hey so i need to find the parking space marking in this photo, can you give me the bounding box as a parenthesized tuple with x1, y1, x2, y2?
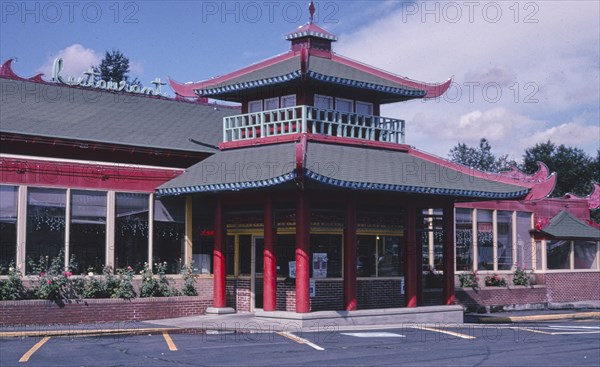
(510, 326, 600, 336)
(409, 326, 476, 340)
(341, 332, 405, 338)
(275, 331, 324, 351)
(162, 331, 178, 351)
(18, 336, 50, 363)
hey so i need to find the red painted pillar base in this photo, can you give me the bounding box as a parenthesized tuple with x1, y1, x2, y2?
(213, 198, 226, 308)
(295, 191, 310, 313)
(263, 197, 277, 311)
(405, 203, 418, 308)
(443, 204, 456, 305)
(344, 199, 357, 311)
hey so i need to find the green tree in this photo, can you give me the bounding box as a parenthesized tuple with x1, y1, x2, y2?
(94, 50, 140, 86)
(521, 141, 595, 197)
(449, 138, 516, 172)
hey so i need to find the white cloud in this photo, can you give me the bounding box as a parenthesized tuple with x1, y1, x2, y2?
(334, 0, 599, 158)
(37, 44, 102, 79)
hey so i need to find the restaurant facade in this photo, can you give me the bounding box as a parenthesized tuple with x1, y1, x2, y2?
(1, 8, 598, 318)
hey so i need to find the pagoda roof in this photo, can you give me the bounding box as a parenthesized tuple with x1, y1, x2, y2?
(539, 211, 600, 240)
(285, 22, 338, 41)
(169, 51, 451, 103)
(157, 139, 540, 199)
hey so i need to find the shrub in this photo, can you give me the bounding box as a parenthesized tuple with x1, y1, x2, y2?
(28, 251, 82, 305)
(484, 274, 507, 287)
(181, 263, 197, 296)
(513, 264, 532, 286)
(113, 266, 136, 299)
(0, 262, 26, 300)
(458, 269, 479, 289)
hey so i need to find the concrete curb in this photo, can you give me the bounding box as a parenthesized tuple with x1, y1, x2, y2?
(472, 311, 600, 323)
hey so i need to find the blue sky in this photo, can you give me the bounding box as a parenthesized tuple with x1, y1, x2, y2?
(1, 1, 599, 161)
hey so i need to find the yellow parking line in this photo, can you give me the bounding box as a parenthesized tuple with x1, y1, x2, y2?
(276, 331, 324, 351)
(410, 326, 476, 340)
(19, 336, 50, 363)
(162, 331, 178, 351)
(511, 327, 553, 335)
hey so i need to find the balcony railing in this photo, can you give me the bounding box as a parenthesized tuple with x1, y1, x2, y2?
(223, 105, 405, 144)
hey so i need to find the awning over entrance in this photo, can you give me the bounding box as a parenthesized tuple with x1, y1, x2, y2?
(157, 139, 534, 200)
(539, 210, 600, 240)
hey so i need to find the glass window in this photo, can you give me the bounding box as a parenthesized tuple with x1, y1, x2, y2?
(497, 211, 513, 270)
(310, 234, 342, 278)
(357, 235, 376, 277)
(314, 94, 333, 110)
(378, 236, 401, 276)
(276, 234, 296, 277)
(153, 196, 184, 274)
(547, 240, 570, 269)
(535, 240, 543, 270)
(248, 100, 262, 113)
(516, 212, 533, 269)
(70, 190, 106, 274)
(26, 188, 66, 274)
(574, 241, 598, 270)
(115, 193, 149, 272)
(335, 98, 353, 112)
(281, 94, 296, 108)
(0, 185, 18, 274)
(356, 101, 373, 115)
(477, 210, 494, 270)
(192, 198, 213, 274)
(264, 97, 279, 110)
(455, 208, 473, 271)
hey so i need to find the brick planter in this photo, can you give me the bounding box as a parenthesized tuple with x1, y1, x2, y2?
(0, 296, 212, 326)
(456, 285, 548, 312)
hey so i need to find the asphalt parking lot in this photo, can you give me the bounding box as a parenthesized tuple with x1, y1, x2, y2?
(1, 319, 599, 367)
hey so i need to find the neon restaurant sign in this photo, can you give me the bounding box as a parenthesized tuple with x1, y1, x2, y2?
(51, 58, 168, 97)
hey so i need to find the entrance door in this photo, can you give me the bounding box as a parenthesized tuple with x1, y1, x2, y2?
(252, 236, 264, 310)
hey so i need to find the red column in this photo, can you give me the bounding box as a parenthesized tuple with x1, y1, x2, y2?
(213, 197, 226, 308)
(295, 191, 310, 313)
(443, 204, 456, 305)
(405, 202, 418, 307)
(344, 198, 357, 311)
(263, 197, 277, 311)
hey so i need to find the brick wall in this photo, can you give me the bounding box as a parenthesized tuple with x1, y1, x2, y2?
(456, 286, 547, 312)
(357, 279, 405, 309)
(276, 280, 296, 312)
(0, 296, 213, 326)
(545, 272, 600, 302)
(311, 279, 344, 311)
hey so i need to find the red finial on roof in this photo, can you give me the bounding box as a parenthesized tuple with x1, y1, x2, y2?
(309, 1, 316, 23)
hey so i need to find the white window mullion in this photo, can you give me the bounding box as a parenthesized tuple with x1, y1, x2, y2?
(148, 193, 155, 271)
(106, 191, 116, 270)
(64, 188, 71, 271)
(512, 211, 517, 269)
(493, 210, 498, 272)
(472, 209, 478, 271)
(16, 185, 28, 272)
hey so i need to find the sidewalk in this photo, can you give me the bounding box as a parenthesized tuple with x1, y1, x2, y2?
(2, 306, 599, 338)
(465, 301, 600, 323)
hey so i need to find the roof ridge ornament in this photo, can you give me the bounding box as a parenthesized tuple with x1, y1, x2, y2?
(309, 1, 316, 24)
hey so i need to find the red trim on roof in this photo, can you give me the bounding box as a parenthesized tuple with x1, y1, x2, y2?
(408, 147, 552, 190)
(331, 54, 452, 98)
(218, 133, 412, 152)
(285, 22, 337, 40)
(564, 183, 600, 210)
(168, 51, 298, 98)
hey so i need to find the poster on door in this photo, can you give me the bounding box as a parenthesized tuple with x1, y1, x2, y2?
(288, 261, 296, 278)
(312, 253, 328, 278)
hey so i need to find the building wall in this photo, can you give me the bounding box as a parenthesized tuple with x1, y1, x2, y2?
(545, 272, 600, 302)
(0, 296, 212, 326)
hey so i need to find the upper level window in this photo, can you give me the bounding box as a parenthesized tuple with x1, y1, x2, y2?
(315, 94, 333, 110)
(335, 98, 353, 113)
(281, 94, 296, 108)
(248, 100, 262, 113)
(264, 97, 279, 111)
(356, 101, 373, 115)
